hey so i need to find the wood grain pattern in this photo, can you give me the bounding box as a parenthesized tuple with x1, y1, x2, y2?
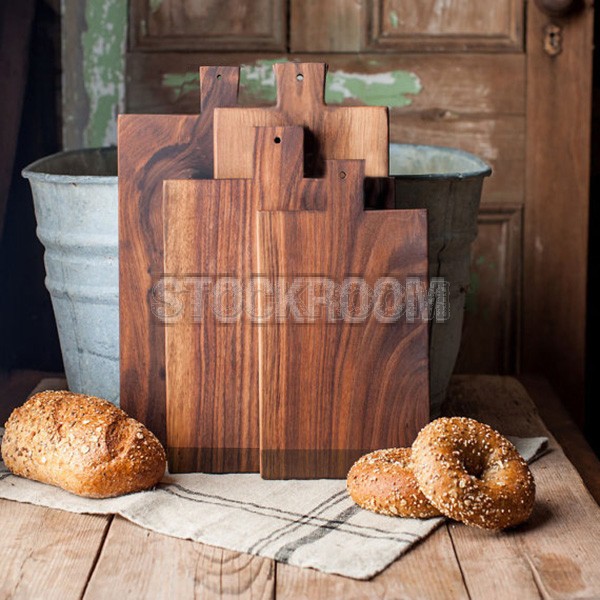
(0, 498, 111, 600)
(126, 51, 526, 374)
(275, 525, 468, 599)
(523, 1, 593, 425)
(119, 66, 240, 446)
(455, 205, 522, 374)
(257, 150, 429, 479)
(290, 0, 523, 53)
(213, 62, 389, 179)
(519, 374, 600, 504)
(162, 177, 256, 472)
(444, 376, 600, 599)
(290, 0, 363, 53)
(163, 121, 393, 474)
(368, 0, 524, 51)
(130, 0, 286, 51)
(163, 126, 324, 473)
(84, 516, 275, 599)
(163, 61, 391, 473)
(128, 53, 524, 115)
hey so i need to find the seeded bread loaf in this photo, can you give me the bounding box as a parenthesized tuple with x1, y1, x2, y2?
(1, 390, 166, 498)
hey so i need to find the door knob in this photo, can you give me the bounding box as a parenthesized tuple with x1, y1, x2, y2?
(534, 0, 583, 17)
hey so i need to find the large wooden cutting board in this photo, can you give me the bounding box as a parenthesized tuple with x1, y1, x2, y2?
(213, 62, 389, 179)
(256, 140, 430, 479)
(118, 66, 239, 446)
(163, 126, 324, 472)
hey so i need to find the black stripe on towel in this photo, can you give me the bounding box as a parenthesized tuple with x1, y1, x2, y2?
(247, 490, 348, 554)
(274, 504, 362, 563)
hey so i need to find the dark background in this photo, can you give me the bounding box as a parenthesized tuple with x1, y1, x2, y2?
(0, 1, 62, 374)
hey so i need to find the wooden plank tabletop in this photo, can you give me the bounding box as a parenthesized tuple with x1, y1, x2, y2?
(1, 374, 599, 599)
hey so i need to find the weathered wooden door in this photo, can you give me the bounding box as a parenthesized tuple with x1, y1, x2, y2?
(125, 0, 593, 422)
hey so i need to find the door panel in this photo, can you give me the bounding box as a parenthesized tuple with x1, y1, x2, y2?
(290, 0, 362, 52)
(455, 205, 522, 374)
(290, 0, 523, 53)
(130, 0, 287, 51)
(368, 0, 523, 51)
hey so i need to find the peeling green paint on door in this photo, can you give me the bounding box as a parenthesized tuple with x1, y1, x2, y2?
(81, 0, 126, 147)
(162, 58, 422, 108)
(161, 72, 202, 102)
(240, 58, 289, 102)
(326, 68, 421, 107)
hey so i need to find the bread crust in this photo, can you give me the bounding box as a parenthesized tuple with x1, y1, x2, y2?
(1, 390, 166, 498)
(347, 448, 442, 518)
(411, 417, 535, 530)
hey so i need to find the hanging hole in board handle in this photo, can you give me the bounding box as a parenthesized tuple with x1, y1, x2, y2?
(297, 73, 304, 81)
(339, 171, 347, 180)
(274, 137, 282, 144)
(216, 74, 222, 80)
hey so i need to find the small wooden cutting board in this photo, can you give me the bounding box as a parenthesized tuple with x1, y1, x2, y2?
(118, 66, 239, 446)
(256, 134, 430, 479)
(213, 62, 389, 180)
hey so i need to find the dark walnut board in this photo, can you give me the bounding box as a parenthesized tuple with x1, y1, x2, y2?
(118, 66, 240, 448)
(256, 134, 429, 479)
(164, 126, 428, 477)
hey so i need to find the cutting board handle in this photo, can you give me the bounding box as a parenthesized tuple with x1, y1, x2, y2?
(274, 63, 327, 116)
(253, 126, 305, 210)
(252, 124, 369, 216)
(199, 66, 239, 113)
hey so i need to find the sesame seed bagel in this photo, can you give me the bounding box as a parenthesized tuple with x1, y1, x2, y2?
(411, 417, 535, 530)
(347, 448, 442, 518)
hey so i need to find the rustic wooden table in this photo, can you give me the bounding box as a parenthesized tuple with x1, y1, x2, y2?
(1, 374, 599, 599)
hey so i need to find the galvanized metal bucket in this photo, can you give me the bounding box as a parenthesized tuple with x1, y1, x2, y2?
(22, 148, 119, 404)
(390, 144, 491, 416)
(23, 144, 489, 416)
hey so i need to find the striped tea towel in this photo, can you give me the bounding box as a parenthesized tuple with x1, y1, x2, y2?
(0, 430, 547, 580)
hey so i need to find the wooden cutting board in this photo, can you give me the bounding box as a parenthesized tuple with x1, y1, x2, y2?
(213, 62, 389, 179)
(118, 66, 239, 446)
(163, 126, 324, 472)
(256, 136, 430, 479)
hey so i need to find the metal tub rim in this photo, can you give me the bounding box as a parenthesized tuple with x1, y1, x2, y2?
(390, 143, 492, 181)
(22, 147, 118, 185)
